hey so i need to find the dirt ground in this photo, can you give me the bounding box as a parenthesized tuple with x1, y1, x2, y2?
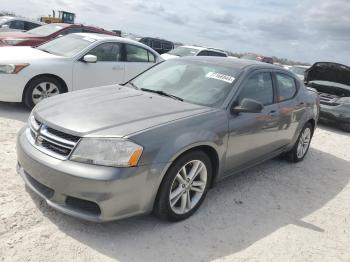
(0, 101, 349, 262)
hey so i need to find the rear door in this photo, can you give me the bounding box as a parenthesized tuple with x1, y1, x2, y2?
(73, 42, 125, 90)
(274, 72, 304, 143)
(225, 70, 282, 172)
(123, 44, 157, 82)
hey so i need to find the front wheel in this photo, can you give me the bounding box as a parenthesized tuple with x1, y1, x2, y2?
(23, 76, 64, 109)
(154, 151, 212, 221)
(286, 123, 313, 162)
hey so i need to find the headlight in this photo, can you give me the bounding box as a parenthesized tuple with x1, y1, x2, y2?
(70, 138, 143, 167)
(0, 63, 29, 74)
(337, 97, 350, 104)
(2, 39, 25, 45)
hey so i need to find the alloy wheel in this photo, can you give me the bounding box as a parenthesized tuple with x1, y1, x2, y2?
(169, 160, 207, 215)
(297, 127, 311, 158)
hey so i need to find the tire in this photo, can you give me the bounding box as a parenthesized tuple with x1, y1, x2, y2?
(286, 123, 313, 163)
(23, 76, 64, 109)
(154, 150, 213, 222)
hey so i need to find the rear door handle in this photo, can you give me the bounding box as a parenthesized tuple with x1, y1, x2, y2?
(268, 110, 277, 116)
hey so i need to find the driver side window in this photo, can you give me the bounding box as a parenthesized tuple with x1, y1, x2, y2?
(87, 43, 121, 62)
(238, 72, 274, 106)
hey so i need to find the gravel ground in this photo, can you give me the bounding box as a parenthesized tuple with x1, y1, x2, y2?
(0, 102, 349, 262)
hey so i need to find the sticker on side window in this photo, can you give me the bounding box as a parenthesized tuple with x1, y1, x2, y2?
(206, 72, 235, 83)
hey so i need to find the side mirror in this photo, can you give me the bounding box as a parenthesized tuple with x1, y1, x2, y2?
(83, 54, 97, 63)
(231, 98, 264, 114)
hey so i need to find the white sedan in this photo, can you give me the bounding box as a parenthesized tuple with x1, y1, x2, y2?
(0, 33, 162, 108)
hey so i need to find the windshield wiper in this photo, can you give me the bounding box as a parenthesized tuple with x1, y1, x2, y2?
(126, 82, 139, 89)
(140, 88, 183, 101)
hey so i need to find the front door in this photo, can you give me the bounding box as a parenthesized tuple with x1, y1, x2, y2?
(73, 42, 125, 90)
(225, 71, 282, 173)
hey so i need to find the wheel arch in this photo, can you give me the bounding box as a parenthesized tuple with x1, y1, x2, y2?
(22, 74, 68, 102)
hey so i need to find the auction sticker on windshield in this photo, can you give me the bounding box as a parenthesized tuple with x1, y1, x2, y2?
(206, 72, 235, 83)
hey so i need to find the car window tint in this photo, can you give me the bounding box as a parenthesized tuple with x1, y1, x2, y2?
(153, 40, 161, 49)
(210, 51, 227, 57)
(126, 45, 149, 62)
(88, 43, 121, 62)
(197, 51, 208, 56)
(239, 72, 274, 106)
(10, 20, 24, 30)
(24, 22, 39, 30)
(276, 73, 297, 101)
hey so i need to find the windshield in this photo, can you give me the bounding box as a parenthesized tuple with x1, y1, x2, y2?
(36, 34, 96, 57)
(167, 47, 199, 57)
(131, 60, 239, 107)
(291, 66, 307, 75)
(27, 24, 64, 36)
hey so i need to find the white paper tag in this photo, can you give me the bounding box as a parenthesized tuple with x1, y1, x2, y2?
(206, 72, 235, 83)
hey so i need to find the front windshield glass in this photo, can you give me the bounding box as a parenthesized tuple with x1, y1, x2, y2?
(291, 66, 307, 75)
(27, 24, 64, 36)
(36, 34, 96, 57)
(131, 60, 239, 107)
(167, 47, 199, 57)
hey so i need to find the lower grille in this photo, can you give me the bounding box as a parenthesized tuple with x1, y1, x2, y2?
(66, 197, 101, 216)
(25, 173, 54, 199)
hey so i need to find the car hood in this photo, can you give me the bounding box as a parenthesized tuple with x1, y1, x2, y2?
(34, 85, 213, 137)
(0, 46, 59, 63)
(305, 62, 350, 87)
(0, 31, 40, 39)
(305, 62, 350, 97)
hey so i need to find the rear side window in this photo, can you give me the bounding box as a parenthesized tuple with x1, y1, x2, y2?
(88, 42, 121, 62)
(60, 28, 83, 35)
(10, 20, 25, 30)
(275, 73, 297, 102)
(126, 44, 154, 62)
(207, 51, 227, 57)
(239, 72, 274, 106)
(197, 51, 208, 56)
(24, 22, 40, 30)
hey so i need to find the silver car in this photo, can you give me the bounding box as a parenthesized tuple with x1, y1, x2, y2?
(0, 16, 44, 32)
(17, 57, 319, 222)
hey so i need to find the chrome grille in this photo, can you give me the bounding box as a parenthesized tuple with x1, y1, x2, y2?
(319, 92, 340, 106)
(26, 116, 80, 160)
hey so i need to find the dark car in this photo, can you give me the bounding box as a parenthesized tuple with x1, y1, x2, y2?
(0, 23, 117, 47)
(241, 53, 274, 64)
(139, 37, 174, 54)
(305, 62, 350, 132)
(17, 57, 319, 222)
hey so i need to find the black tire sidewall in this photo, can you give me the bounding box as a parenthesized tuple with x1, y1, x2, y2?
(155, 150, 213, 221)
(23, 76, 63, 109)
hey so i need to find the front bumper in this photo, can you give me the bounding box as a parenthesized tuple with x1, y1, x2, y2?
(0, 73, 28, 102)
(320, 104, 350, 125)
(17, 127, 167, 222)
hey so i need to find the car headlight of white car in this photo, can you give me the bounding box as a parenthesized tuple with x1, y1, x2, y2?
(2, 39, 25, 45)
(0, 63, 29, 74)
(70, 138, 143, 167)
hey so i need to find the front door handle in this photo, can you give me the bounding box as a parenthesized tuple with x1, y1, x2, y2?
(268, 110, 277, 116)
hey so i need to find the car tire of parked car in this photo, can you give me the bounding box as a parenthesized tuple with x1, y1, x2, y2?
(154, 150, 213, 221)
(23, 76, 64, 109)
(286, 123, 313, 162)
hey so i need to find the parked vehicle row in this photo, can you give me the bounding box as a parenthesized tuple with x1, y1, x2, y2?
(162, 45, 228, 60)
(16, 57, 319, 222)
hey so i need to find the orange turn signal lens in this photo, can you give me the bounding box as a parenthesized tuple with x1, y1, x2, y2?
(128, 148, 143, 167)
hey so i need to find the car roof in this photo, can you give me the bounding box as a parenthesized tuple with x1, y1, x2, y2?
(181, 45, 226, 53)
(73, 33, 159, 53)
(181, 56, 280, 70)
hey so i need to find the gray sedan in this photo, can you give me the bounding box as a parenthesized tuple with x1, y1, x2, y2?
(17, 57, 319, 222)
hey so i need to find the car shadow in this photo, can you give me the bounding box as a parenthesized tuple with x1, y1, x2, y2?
(27, 147, 350, 261)
(0, 102, 30, 122)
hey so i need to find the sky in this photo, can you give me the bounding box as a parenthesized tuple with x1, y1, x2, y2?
(1, 0, 349, 64)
